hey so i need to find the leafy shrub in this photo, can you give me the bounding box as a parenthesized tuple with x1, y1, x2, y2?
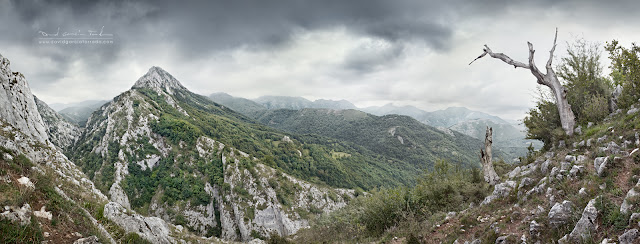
(595, 196, 629, 231)
(523, 99, 562, 150)
(606, 40, 640, 109)
(557, 39, 611, 124)
(266, 232, 293, 244)
(582, 94, 610, 123)
(406, 233, 421, 244)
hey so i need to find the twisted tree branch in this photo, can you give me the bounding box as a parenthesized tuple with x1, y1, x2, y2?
(469, 45, 530, 69)
(468, 28, 576, 136)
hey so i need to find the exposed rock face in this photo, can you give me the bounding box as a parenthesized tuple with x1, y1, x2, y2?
(17, 176, 35, 188)
(569, 165, 585, 178)
(0, 53, 49, 143)
(33, 206, 53, 220)
(631, 213, 640, 226)
(104, 202, 173, 244)
(495, 235, 513, 244)
(594, 157, 609, 177)
(34, 95, 81, 149)
(74, 66, 355, 241)
(619, 229, 640, 244)
(73, 236, 100, 244)
(0, 53, 116, 243)
(621, 179, 640, 214)
(568, 198, 599, 242)
(529, 220, 542, 240)
(0, 203, 31, 225)
(196, 138, 353, 241)
(548, 200, 573, 227)
(132, 66, 187, 94)
(482, 181, 516, 205)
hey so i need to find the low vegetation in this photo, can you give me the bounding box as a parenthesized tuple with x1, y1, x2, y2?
(296, 160, 489, 242)
(0, 147, 113, 243)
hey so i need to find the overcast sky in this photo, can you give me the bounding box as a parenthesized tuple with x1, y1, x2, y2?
(1, 0, 640, 120)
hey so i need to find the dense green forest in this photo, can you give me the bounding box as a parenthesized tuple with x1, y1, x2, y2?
(254, 108, 486, 169)
(165, 88, 424, 189)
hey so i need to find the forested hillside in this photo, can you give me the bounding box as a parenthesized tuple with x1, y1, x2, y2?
(254, 108, 488, 169)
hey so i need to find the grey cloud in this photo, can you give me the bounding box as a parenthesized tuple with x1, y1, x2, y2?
(342, 42, 404, 72)
(3, 0, 640, 120)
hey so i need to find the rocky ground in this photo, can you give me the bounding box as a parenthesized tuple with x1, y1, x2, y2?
(425, 104, 640, 243)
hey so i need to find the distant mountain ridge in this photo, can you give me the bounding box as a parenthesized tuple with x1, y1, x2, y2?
(254, 108, 487, 168)
(209, 94, 541, 158)
(49, 100, 108, 112)
(209, 92, 267, 117)
(253, 95, 357, 110)
(362, 104, 509, 127)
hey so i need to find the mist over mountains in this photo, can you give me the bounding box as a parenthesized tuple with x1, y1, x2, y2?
(207, 92, 541, 159)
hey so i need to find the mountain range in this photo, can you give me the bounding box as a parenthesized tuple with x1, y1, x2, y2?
(0, 52, 492, 243)
(59, 89, 538, 158)
(5, 50, 639, 243)
(207, 92, 541, 159)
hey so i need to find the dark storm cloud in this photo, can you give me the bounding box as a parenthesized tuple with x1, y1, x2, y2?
(6, 0, 639, 59)
(6, 0, 458, 52)
(6, 0, 633, 67)
(1, 0, 467, 89)
(123, 0, 458, 59)
(343, 43, 404, 72)
(3, 0, 640, 120)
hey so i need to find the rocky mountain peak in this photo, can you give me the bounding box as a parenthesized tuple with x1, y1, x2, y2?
(132, 66, 186, 93)
(0, 53, 49, 143)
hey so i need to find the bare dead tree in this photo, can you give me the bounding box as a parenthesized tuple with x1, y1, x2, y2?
(470, 28, 576, 136)
(480, 127, 499, 185)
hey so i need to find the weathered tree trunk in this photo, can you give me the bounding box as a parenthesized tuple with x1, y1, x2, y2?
(470, 28, 576, 136)
(480, 127, 500, 185)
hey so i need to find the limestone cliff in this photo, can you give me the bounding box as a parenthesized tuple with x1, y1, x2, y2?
(0, 54, 49, 143)
(34, 95, 81, 149)
(71, 66, 354, 241)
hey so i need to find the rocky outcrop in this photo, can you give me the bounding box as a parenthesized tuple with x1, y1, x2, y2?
(567, 198, 599, 242)
(0, 203, 32, 225)
(529, 220, 542, 240)
(594, 157, 609, 177)
(74, 66, 355, 241)
(210, 142, 353, 241)
(33, 206, 53, 220)
(548, 200, 573, 227)
(34, 95, 81, 149)
(132, 66, 187, 94)
(73, 236, 100, 244)
(619, 229, 640, 244)
(0, 53, 49, 143)
(0, 53, 118, 243)
(481, 181, 516, 205)
(621, 179, 640, 214)
(104, 202, 173, 244)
